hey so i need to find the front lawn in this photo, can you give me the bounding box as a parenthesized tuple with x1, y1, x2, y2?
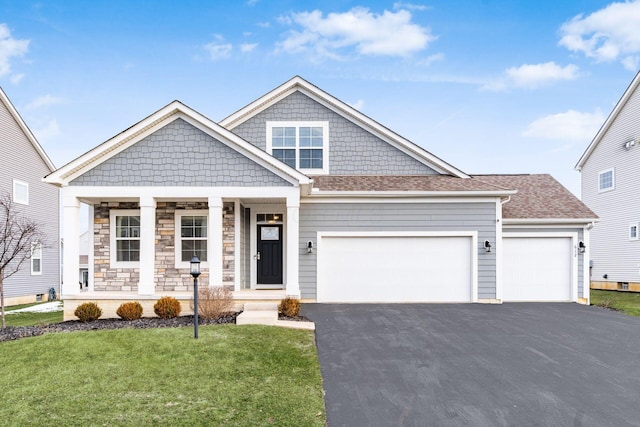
(0, 325, 325, 426)
(3, 310, 63, 327)
(591, 289, 640, 317)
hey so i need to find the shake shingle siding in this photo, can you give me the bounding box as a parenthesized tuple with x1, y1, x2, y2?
(70, 119, 291, 187)
(0, 96, 59, 299)
(299, 202, 497, 300)
(231, 91, 438, 175)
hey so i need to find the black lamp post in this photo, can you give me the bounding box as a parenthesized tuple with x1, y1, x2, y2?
(190, 255, 201, 339)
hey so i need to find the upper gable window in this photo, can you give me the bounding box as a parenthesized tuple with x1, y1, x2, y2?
(598, 168, 614, 193)
(13, 180, 29, 205)
(267, 122, 329, 174)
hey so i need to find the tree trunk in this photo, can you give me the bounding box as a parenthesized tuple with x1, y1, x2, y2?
(0, 273, 5, 330)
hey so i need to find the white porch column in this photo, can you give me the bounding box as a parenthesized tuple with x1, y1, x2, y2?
(286, 197, 301, 298)
(62, 194, 81, 296)
(209, 197, 223, 287)
(138, 196, 156, 295)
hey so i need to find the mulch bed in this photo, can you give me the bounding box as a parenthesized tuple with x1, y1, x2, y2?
(1, 312, 311, 343)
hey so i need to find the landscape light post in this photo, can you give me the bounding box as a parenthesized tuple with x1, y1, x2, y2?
(190, 255, 201, 339)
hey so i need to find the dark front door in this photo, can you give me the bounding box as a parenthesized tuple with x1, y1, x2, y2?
(257, 224, 283, 284)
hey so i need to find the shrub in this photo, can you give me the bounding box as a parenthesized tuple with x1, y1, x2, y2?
(154, 296, 181, 319)
(116, 302, 143, 321)
(191, 286, 235, 319)
(278, 297, 301, 318)
(74, 302, 102, 322)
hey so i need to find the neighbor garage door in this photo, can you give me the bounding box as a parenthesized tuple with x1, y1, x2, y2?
(317, 233, 475, 303)
(503, 236, 574, 302)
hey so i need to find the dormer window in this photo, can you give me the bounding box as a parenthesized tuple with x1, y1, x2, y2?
(267, 121, 329, 174)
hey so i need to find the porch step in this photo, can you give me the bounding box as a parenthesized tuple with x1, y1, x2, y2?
(236, 302, 279, 326)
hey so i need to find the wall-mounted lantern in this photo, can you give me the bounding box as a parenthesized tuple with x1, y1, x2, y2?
(484, 240, 492, 253)
(307, 240, 314, 254)
(578, 241, 586, 254)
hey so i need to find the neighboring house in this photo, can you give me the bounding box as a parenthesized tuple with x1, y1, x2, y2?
(44, 76, 596, 320)
(576, 71, 640, 292)
(0, 87, 60, 305)
(79, 230, 89, 289)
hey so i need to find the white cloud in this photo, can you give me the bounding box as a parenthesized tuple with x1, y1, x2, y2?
(204, 35, 232, 60)
(32, 119, 61, 141)
(393, 2, 429, 11)
(417, 52, 444, 66)
(522, 109, 606, 142)
(10, 73, 23, 84)
(482, 62, 579, 91)
(25, 94, 63, 110)
(257, 21, 271, 28)
(348, 99, 365, 110)
(559, 1, 640, 68)
(0, 23, 29, 77)
(240, 43, 258, 53)
(277, 7, 435, 60)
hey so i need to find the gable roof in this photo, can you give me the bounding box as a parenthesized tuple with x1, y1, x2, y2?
(475, 174, 597, 221)
(220, 76, 469, 179)
(575, 71, 640, 170)
(45, 100, 312, 188)
(0, 87, 56, 172)
(311, 175, 514, 195)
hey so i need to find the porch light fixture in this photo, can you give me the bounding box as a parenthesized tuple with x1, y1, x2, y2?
(484, 240, 492, 253)
(190, 255, 201, 339)
(624, 139, 636, 150)
(307, 240, 314, 254)
(578, 241, 586, 254)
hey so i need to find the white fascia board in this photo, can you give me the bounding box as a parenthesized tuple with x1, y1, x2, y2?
(45, 101, 311, 187)
(0, 87, 56, 172)
(575, 71, 640, 170)
(306, 190, 516, 198)
(301, 195, 505, 204)
(220, 76, 469, 178)
(502, 218, 600, 226)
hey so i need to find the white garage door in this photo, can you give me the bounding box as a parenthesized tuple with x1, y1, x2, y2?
(317, 233, 475, 303)
(503, 236, 574, 302)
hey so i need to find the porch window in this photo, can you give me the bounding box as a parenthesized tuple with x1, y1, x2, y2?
(267, 121, 329, 174)
(175, 211, 208, 268)
(31, 242, 42, 275)
(109, 209, 141, 266)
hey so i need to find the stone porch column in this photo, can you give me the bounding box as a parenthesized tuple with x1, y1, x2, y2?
(138, 196, 156, 295)
(286, 197, 301, 298)
(209, 197, 223, 287)
(62, 194, 80, 296)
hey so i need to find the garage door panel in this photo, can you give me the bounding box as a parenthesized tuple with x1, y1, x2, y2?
(503, 237, 573, 302)
(318, 235, 473, 303)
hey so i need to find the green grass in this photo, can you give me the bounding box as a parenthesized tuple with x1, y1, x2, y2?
(3, 309, 63, 327)
(591, 290, 640, 317)
(0, 325, 325, 426)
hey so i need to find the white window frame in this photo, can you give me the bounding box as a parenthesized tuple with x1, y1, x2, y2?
(109, 209, 141, 268)
(175, 210, 209, 269)
(630, 224, 639, 241)
(598, 168, 615, 193)
(266, 121, 329, 174)
(13, 179, 29, 205)
(31, 242, 42, 275)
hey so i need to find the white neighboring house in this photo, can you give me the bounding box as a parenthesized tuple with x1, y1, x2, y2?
(0, 87, 60, 305)
(576, 71, 640, 292)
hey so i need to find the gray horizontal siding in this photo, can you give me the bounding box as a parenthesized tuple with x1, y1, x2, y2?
(505, 228, 585, 297)
(0, 97, 60, 299)
(299, 202, 497, 300)
(232, 91, 438, 175)
(70, 118, 291, 187)
(581, 82, 640, 284)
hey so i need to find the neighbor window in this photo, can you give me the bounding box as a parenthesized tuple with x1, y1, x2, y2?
(175, 211, 208, 268)
(13, 180, 28, 205)
(598, 168, 614, 192)
(267, 122, 329, 173)
(31, 243, 42, 275)
(110, 210, 141, 265)
(631, 224, 639, 240)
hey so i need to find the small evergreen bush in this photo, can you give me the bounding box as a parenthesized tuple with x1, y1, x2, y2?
(116, 302, 143, 320)
(278, 297, 301, 318)
(154, 296, 181, 319)
(74, 302, 102, 322)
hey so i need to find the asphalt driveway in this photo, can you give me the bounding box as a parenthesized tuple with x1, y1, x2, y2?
(302, 303, 640, 427)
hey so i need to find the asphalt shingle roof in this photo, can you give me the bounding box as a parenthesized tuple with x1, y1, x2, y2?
(310, 175, 511, 192)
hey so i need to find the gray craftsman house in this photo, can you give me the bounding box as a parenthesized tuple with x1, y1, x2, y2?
(576, 71, 640, 292)
(1, 87, 59, 305)
(45, 77, 596, 319)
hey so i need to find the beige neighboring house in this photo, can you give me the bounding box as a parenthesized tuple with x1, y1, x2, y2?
(0, 87, 60, 305)
(576, 71, 640, 292)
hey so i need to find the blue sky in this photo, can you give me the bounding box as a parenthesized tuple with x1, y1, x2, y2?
(1, 0, 639, 196)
